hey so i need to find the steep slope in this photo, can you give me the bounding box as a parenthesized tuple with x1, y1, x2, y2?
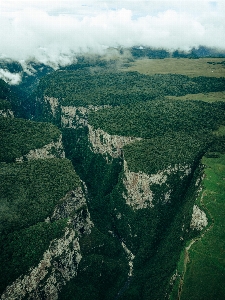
(30, 62, 225, 299)
(59, 98, 224, 299)
(169, 153, 225, 300)
(2, 57, 225, 299)
(0, 93, 95, 299)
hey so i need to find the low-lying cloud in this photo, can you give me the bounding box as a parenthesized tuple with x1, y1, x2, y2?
(0, 69, 22, 85)
(0, 0, 225, 68)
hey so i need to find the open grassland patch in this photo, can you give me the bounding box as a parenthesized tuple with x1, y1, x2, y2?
(122, 58, 225, 78)
(171, 154, 225, 300)
(166, 91, 225, 103)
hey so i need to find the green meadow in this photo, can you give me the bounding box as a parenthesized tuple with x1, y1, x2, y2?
(122, 58, 225, 78)
(170, 153, 225, 300)
(166, 91, 225, 103)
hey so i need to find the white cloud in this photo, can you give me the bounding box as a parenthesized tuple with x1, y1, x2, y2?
(0, 69, 22, 85)
(0, 1, 225, 66)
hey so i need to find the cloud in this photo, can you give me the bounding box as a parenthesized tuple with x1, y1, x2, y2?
(0, 1, 225, 66)
(0, 69, 22, 85)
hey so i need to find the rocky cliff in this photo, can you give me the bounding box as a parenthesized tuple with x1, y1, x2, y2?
(86, 122, 193, 211)
(33, 93, 211, 300)
(122, 159, 192, 210)
(88, 124, 141, 160)
(190, 204, 208, 231)
(42, 95, 111, 129)
(1, 186, 93, 300)
(43, 96, 59, 119)
(16, 134, 65, 162)
(0, 109, 14, 118)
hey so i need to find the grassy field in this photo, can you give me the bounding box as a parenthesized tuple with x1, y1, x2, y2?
(122, 58, 225, 78)
(166, 91, 225, 103)
(170, 153, 225, 300)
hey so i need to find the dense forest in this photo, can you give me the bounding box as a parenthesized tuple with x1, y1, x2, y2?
(0, 54, 225, 300)
(36, 70, 225, 107)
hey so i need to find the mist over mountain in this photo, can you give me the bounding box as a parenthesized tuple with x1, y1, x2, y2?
(1, 2, 225, 296)
(1, 0, 225, 84)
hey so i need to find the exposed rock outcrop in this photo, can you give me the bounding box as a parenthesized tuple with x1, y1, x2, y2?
(16, 135, 65, 162)
(88, 125, 141, 159)
(43, 95, 111, 129)
(0, 109, 14, 118)
(121, 241, 135, 277)
(122, 160, 192, 210)
(1, 187, 93, 300)
(61, 105, 111, 129)
(190, 205, 208, 231)
(1, 227, 81, 300)
(50, 187, 93, 235)
(44, 96, 59, 118)
(61, 106, 88, 129)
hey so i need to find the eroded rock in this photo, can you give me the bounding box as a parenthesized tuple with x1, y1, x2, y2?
(0, 109, 14, 118)
(190, 205, 208, 231)
(1, 187, 93, 300)
(123, 160, 192, 210)
(16, 134, 65, 162)
(88, 125, 141, 159)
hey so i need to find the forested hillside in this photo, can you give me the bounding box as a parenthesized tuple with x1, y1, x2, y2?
(0, 82, 93, 298)
(0, 56, 225, 300)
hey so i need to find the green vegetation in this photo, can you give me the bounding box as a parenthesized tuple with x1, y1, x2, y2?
(176, 154, 225, 300)
(0, 79, 11, 100)
(1, 56, 225, 299)
(0, 99, 11, 110)
(121, 166, 203, 300)
(61, 126, 204, 300)
(36, 69, 225, 109)
(123, 133, 209, 174)
(0, 157, 80, 293)
(89, 100, 225, 138)
(60, 227, 129, 300)
(0, 219, 67, 293)
(0, 78, 24, 117)
(89, 99, 225, 175)
(0, 159, 80, 236)
(59, 64, 225, 299)
(0, 117, 61, 162)
(123, 58, 225, 77)
(62, 127, 123, 231)
(166, 91, 225, 103)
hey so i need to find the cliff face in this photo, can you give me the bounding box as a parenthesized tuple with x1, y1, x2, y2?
(190, 204, 208, 230)
(50, 187, 93, 235)
(61, 106, 88, 129)
(42, 95, 111, 129)
(1, 227, 81, 300)
(86, 123, 193, 210)
(88, 124, 141, 159)
(34, 94, 208, 299)
(43, 96, 59, 119)
(0, 99, 95, 299)
(1, 186, 93, 300)
(61, 104, 111, 129)
(0, 109, 14, 118)
(122, 159, 192, 210)
(16, 134, 65, 162)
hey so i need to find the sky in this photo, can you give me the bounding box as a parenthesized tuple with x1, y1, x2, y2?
(0, 0, 225, 72)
